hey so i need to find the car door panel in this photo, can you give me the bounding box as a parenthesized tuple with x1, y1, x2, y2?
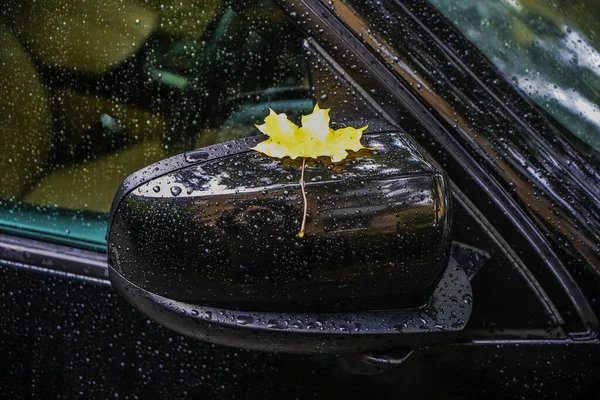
(1, 0, 599, 397)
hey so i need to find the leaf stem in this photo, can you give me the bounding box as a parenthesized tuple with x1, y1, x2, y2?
(299, 157, 307, 238)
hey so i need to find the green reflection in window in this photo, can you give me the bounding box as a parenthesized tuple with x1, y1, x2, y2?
(429, 0, 600, 150)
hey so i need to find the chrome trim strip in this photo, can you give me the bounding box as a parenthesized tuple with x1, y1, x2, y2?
(0, 233, 109, 282)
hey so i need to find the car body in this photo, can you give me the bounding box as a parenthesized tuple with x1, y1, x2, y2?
(1, 0, 600, 398)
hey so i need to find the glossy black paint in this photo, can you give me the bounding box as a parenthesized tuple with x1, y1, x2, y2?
(274, 0, 598, 338)
(111, 255, 471, 353)
(1, 0, 600, 397)
(1, 262, 599, 398)
(0, 263, 363, 399)
(384, 0, 600, 325)
(108, 131, 451, 313)
(450, 187, 566, 340)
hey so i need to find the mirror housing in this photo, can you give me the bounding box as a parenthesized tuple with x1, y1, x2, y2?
(108, 128, 472, 353)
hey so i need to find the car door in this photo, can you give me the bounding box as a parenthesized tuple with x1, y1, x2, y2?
(1, 0, 600, 398)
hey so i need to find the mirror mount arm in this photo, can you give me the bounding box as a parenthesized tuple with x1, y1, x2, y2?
(335, 243, 488, 375)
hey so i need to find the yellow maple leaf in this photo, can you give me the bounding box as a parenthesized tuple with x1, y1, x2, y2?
(251, 104, 369, 237)
(251, 103, 368, 162)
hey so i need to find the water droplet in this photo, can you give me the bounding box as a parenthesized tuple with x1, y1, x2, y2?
(291, 320, 304, 329)
(462, 294, 472, 305)
(267, 319, 283, 329)
(451, 319, 465, 328)
(236, 315, 254, 325)
(153, 186, 160, 193)
(171, 186, 182, 196)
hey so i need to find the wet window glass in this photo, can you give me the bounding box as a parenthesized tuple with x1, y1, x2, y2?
(0, 0, 311, 250)
(428, 0, 600, 151)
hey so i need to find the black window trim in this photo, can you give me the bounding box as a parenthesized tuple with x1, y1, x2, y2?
(274, 0, 598, 339)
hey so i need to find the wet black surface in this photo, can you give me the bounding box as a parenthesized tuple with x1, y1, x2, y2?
(109, 132, 451, 312)
(1, 263, 599, 399)
(110, 256, 472, 353)
(278, 0, 598, 337)
(0, 264, 336, 399)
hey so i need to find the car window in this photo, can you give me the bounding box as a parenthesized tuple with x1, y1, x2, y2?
(428, 0, 600, 151)
(0, 0, 312, 250)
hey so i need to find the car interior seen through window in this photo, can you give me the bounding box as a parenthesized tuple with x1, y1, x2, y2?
(0, 0, 311, 250)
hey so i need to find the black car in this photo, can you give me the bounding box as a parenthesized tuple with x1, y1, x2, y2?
(2, 0, 600, 398)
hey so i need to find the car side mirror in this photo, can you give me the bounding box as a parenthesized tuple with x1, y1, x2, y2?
(107, 127, 472, 353)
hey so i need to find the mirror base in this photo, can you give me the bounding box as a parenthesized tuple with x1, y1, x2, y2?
(109, 255, 473, 354)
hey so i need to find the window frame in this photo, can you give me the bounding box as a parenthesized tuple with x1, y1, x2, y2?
(273, 0, 598, 339)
